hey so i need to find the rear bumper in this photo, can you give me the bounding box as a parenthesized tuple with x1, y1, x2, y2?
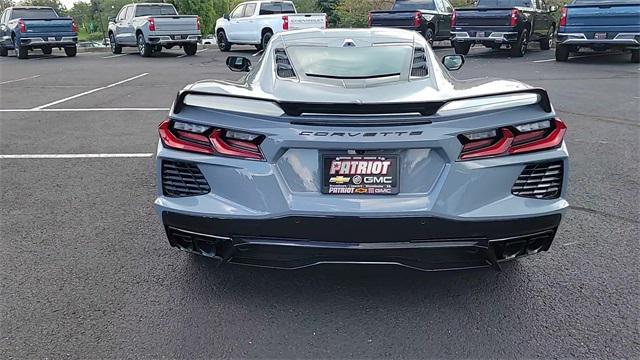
(452, 31, 518, 44)
(148, 34, 200, 45)
(20, 36, 77, 47)
(161, 211, 562, 271)
(557, 33, 640, 48)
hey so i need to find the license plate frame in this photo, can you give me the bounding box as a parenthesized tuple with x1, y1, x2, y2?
(321, 154, 400, 195)
(594, 32, 607, 40)
(174, 35, 181, 40)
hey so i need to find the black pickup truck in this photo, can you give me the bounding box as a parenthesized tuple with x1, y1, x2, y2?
(368, 0, 455, 45)
(451, 0, 557, 57)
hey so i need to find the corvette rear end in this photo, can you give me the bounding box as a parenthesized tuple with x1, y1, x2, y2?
(155, 28, 569, 271)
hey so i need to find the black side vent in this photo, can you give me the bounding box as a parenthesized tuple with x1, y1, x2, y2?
(411, 47, 428, 77)
(162, 160, 210, 198)
(512, 162, 564, 199)
(275, 48, 296, 78)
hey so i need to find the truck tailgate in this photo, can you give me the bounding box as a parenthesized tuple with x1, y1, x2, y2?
(288, 14, 326, 30)
(454, 8, 512, 27)
(564, 3, 640, 33)
(152, 16, 198, 33)
(22, 18, 73, 34)
(370, 11, 419, 28)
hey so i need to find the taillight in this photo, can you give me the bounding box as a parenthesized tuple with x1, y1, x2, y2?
(71, 20, 77, 32)
(159, 119, 264, 160)
(18, 19, 26, 33)
(282, 15, 289, 30)
(414, 11, 422, 27)
(196, 16, 201, 31)
(458, 119, 566, 160)
(451, 11, 457, 27)
(510, 8, 519, 27)
(559, 7, 567, 27)
(367, 12, 372, 28)
(148, 17, 155, 31)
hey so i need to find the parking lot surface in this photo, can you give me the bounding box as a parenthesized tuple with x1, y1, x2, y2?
(1, 46, 639, 358)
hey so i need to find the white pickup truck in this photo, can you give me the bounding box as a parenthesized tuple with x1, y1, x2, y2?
(214, 0, 326, 51)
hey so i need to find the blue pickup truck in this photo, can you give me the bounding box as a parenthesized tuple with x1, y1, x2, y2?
(0, 6, 78, 59)
(556, 0, 640, 62)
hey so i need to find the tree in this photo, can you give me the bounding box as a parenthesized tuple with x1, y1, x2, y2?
(18, 0, 66, 15)
(1, 0, 15, 12)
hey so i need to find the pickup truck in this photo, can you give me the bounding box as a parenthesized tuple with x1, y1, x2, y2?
(0, 6, 77, 59)
(368, 0, 455, 46)
(108, 3, 201, 57)
(215, 0, 327, 52)
(556, 0, 640, 62)
(451, 0, 557, 57)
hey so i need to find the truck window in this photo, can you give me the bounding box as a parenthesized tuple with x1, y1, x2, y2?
(230, 4, 245, 18)
(476, 0, 533, 7)
(243, 3, 257, 17)
(135, 5, 178, 17)
(9, 8, 58, 19)
(116, 6, 127, 21)
(392, 0, 437, 11)
(259, 2, 296, 15)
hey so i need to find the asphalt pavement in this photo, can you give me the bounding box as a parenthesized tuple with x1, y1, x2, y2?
(1, 44, 639, 359)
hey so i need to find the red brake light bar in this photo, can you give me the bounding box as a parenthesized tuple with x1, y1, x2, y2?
(148, 17, 156, 31)
(459, 119, 566, 161)
(559, 7, 567, 27)
(282, 15, 289, 30)
(510, 8, 519, 27)
(18, 19, 26, 33)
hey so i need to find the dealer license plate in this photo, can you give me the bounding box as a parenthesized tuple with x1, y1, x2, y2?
(322, 155, 399, 195)
(594, 32, 607, 40)
(174, 35, 181, 40)
(48, 37, 56, 42)
(476, 32, 486, 38)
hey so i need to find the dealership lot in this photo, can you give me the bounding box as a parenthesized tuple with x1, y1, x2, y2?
(1, 45, 638, 358)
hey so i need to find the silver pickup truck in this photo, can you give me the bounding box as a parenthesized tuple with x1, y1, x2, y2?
(108, 3, 201, 57)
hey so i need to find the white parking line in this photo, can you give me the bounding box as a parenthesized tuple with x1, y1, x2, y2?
(0, 75, 40, 85)
(532, 58, 556, 63)
(32, 73, 149, 110)
(0, 107, 169, 112)
(103, 54, 127, 59)
(0, 153, 154, 159)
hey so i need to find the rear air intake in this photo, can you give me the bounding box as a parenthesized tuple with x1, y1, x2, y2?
(512, 162, 563, 199)
(411, 47, 428, 77)
(161, 160, 210, 197)
(275, 48, 296, 78)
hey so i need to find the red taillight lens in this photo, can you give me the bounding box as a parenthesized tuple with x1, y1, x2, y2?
(367, 12, 372, 27)
(71, 20, 77, 33)
(148, 17, 155, 31)
(451, 11, 457, 27)
(510, 8, 519, 27)
(559, 7, 567, 27)
(459, 119, 566, 161)
(414, 11, 422, 27)
(18, 19, 26, 33)
(159, 120, 264, 160)
(196, 16, 201, 31)
(282, 15, 289, 30)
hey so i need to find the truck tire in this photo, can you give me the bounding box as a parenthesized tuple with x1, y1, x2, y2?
(631, 49, 640, 63)
(64, 46, 77, 57)
(453, 42, 471, 55)
(510, 30, 529, 57)
(110, 34, 122, 54)
(14, 37, 27, 59)
(0, 46, 8, 57)
(42, 46, 52, 55)
(540, 26, 554, 50)
(217, 30, 231, 52)
(137, 33, 152, 57)
(183, 43, 197, 56)
(555, 44, 570, 62)
(424, 27, 434, 46)
(260, 31, 273, 50)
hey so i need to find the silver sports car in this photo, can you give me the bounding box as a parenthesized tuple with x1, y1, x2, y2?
(155, 28, 569, 271)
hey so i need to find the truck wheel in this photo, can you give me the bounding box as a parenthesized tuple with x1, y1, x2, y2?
(137, 33, 152, 57)
(555, 44, 570, 62)
(453, 42, 471, 55)
(260, 31, 273, 50)
(217, 30, 231, 52)
(42, 46, 52, 55)
(631, 49, 640, 63)
(110, 34, 122, 54)
(14, 37, 27, 59)
(540, 26, 554, 50)
(183, 43, 197, 56)
(64, 46, 77, 57)
(423, 28, 434, 46)
(510, 30, 529, 57)
(0, 46, 8, 57)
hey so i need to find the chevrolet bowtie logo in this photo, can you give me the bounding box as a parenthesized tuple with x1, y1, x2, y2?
(329, 176, 351, 184)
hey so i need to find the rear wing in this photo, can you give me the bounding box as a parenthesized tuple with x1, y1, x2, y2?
(172, 88, 552, 118)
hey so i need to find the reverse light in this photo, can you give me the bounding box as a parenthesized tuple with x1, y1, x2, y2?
(510, 8, 519, 27)
(148, 17, 156, 31)
(18, 19, 26, 33)
(71, 20, 78, 33)
(159, 119, 264, 160)
(458, 119, 566, 160)
(414, 12, 422, 27)
(559, 7, 567, 27)
(451, 11, 457, 27)
(196, 16, 201, 31)
(282, 15, 289, 30)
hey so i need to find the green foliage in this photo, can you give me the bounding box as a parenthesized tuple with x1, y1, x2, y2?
(168, 0, 215, 35)
(18, 0, 66, 15)
(1, 0, 15, 12)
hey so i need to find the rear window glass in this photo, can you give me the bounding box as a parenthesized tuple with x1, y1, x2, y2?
(287, 46, 413, 79)
(392, 0, 437, 11)
(135, 5, 177, 17)
(476, 0, 533, 7)
(10, 8, 58, 19)
(259, 2, 296, 15)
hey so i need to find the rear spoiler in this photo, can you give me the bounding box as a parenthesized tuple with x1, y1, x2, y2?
(173, 88, 552, 116)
